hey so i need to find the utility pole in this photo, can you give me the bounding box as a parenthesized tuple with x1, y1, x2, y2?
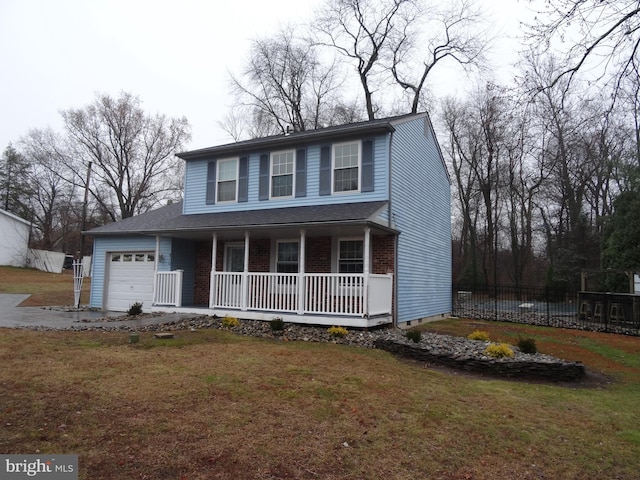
(78, 161, 92, 258)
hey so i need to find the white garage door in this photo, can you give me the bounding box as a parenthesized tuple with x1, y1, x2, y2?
(106, 252, 155, 312)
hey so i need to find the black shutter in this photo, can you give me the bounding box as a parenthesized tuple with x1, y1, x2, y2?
(319, 145, 331, 196)
(361, 139, 374, 192)
(295, 148, 307, 197)
(205, 160, 216, 204)
(238, 156, 249, 202)
(259, 153, 270, 200)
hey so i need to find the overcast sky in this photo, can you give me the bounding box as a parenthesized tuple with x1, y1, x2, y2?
(0, 0, 538, 153)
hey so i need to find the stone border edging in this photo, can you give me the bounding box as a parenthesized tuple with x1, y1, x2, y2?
(374, 338, 586, 382)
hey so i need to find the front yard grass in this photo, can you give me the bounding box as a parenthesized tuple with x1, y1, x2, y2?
(1, 323, 639, 479)
(1, 267, 639, 478)
(0, 266, 91, 306)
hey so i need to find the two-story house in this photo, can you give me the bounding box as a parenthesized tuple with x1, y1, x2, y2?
(86, 112, 451, 328)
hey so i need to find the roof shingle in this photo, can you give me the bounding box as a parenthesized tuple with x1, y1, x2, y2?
(86, 201, 393, 236)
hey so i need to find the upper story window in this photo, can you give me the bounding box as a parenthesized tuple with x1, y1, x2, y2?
(333, 142, 360, 193)
(271, 151, 295, 198)
(217, 158, 238, 203)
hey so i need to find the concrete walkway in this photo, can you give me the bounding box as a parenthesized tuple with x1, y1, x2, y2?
(0, 294, 196, 330)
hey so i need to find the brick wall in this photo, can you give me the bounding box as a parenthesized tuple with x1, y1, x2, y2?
(194, 241, 213, 305)
(306, 236, 331, 273)
(372, 234, 395, 275)
(248, 238, 270, 272)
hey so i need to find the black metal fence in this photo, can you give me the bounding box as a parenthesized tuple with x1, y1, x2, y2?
(452, 283, 640, 336)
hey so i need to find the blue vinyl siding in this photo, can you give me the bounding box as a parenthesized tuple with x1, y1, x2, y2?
(182, 136, 390, 215)
(390, 117, 451, 323)
(90, 236, 158, 309)
(171, 238, 196, 305)
(157, 237, 172, 272)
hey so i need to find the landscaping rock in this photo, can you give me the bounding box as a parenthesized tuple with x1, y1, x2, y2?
(22, 312, 586, 382)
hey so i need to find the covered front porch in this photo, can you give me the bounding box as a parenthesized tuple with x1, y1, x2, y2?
(150, 225, 395, 328)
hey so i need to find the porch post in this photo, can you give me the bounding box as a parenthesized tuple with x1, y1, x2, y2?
(209, 233, 217, 308)
(363, 227, 370, 317)
(241, 231, 250, 311)
(298, 229, 306, 315)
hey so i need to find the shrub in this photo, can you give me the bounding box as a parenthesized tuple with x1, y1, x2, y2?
(270, 317, 285, 331)
(405, 330, 421, 343)
(484, 342, 515, 358)
(222, 316, 240, 329)
(517, 337, 538, 354)
(327, 326, 348, 338)
(467, 330, 490, 341)
(127, 302, 143, 316)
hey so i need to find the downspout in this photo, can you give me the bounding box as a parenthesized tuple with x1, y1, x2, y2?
(388, 130, 399, 328)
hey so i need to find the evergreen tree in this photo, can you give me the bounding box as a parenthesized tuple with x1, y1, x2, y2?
(602, 190, 640, 270)
(0, 143, 33, 219)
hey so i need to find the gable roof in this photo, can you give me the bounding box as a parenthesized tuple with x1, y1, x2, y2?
(178, 112, 430, 160)
(85, 201, 396, 237)
(0, 208, 31, 227)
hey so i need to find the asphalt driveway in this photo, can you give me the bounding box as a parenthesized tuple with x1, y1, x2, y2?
(0, 294, 192, 329)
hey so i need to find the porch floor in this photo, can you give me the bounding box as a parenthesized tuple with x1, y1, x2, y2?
(150, 305, 393, 329)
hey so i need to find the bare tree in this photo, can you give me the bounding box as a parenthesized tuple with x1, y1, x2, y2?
(227, 27, 350, 137)
(617, 70, 640, 183)
(443, 84, 513, 285)
(520, 55, 610, 288)
(526, 0, 640, 96)
(19, 128, 78, 250)
(61, 92, 191, 221)
(442, 97, 482, 284)
(390, 0, 487, 113)
(313, 0, 415, 120)
(502, 101, 547, 288)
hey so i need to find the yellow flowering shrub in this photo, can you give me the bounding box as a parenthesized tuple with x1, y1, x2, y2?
(484, 342, 515, 358)
(327, 326, 348, 338)
(467, 330, 490, 341)
(222, 316, 240, 329)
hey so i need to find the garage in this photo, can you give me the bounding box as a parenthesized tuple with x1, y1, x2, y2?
(105, 252, 156, 311)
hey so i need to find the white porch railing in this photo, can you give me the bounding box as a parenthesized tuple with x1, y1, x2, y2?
(211, 272, 392, 317)
(304, 274, 364, 315)
(212, 272, 244, 309)
(154, 270, 183, 306)
(368, 274, 394, 316)
(248, 273, 299, 312)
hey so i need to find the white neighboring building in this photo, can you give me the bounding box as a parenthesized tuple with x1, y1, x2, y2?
(0, 208, 30, 267)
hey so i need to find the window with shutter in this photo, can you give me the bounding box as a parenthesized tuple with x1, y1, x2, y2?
(270, 150, 295, 198)
(216, 158, 238, 203)
(333, 142, 360, 193)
